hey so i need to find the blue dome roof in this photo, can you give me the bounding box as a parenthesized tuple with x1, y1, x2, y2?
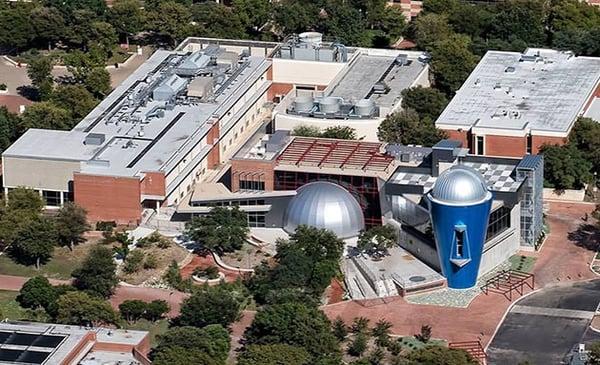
(430, 165, 491, 205)
(283, 181, 365, 238)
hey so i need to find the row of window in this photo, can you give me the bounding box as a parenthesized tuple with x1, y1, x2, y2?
(190, 199, 266, 207)
(486, 207, 511, 241)
(6, 188, 73, 207)
(239, 180, 265, 191)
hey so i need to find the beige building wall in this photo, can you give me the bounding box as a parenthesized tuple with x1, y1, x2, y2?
(271, 58, 346, 86)
(2, 156, 80, 192)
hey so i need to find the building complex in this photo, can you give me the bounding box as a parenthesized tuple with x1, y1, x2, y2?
(3, 36, 554, 295)
(436, 48, 600, 157)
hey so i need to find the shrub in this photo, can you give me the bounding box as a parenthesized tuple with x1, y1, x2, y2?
(96, 221, 116, 231)
(123, 250, 145, 274)
(143, 254, 158, 270)
(145, 299, 169, 321)
(0, 84, 7, 91)
(193, 266, 220, 280)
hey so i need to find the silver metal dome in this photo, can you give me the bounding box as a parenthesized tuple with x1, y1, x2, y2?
(283, 181, 365, 238)
(430, 165, 492, 205)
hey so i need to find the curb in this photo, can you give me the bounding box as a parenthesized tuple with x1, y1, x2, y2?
(211, 251, 254, 273)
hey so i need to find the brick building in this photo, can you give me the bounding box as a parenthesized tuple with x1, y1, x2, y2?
(436, 48, 600, 158)
(0, 322, 149, 365)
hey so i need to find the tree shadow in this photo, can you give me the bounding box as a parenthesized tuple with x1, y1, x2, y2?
(16, 85, 39, 101)
(567, 223, 600, 252)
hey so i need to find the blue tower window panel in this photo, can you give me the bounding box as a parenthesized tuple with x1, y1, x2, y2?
(450, 224, 471, 267)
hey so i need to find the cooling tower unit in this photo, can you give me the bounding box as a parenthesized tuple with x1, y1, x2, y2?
(354, 99, 375, 117)
(294, 95, 314, 113)
(319, 97, 341, 114)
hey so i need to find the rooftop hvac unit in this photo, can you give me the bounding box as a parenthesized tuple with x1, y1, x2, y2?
(372, 81, 388, 94)
(354, 99, 375, 117)
(84, 133, 105, 146)
(319, 97, 341, 114)
(294, 95, 314, 112)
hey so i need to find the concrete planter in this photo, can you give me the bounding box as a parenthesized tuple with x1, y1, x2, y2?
(543, 187, 586, 202)
(191, 272, 225, 284)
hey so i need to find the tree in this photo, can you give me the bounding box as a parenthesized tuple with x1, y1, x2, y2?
(72, 245, 118, 298)
(273, 1, 320, 35)
(243, 302, 341, 363)
(430, 34, 479, 96)
(321, 126, 358, 140)
(238, 344, 311, 365)
(0, 107, 20, 154)
(489, 0, 546, 47)
(145, 1, 194, 47)
(55, 291, 118, 326)
(357, 225, 398, 258)
(9, 216, 57, 269)
(348, 332, 368, 357)
(378, 109, 447, 146)
(152, 348, 220, 365)
(152, 325, 230, 364)
(50, 85, 98, 124)
(88, 21, 118, 57)
(145, 299, 169, 321)
(163, 260, 188, 291)
(191, 3, 246, 40)
(351, 317, 370, 334)
(588, 341, 600, 365)
(109, 0, 144, 46)
(30, 7, 65, 51)
(415, 324, 432, 343)
(0, 7, 34, 52)
(322, 0, 371, 47)
(232, 0, 271, 34)
(184, 206, 249, 255)
(84, 67, 111, 98)
(0, 188, 45, 248)
(406, 345, 478, 364)
(332, 316, 348, 341)
(414, 13, 453, 51)
(20, 102, 72, 131)
(247, 226, 345, 303)
(540, 143, 593, 190)
(401, 86, 448, 121)
(119, 299, 147, 323)
(372, 319, 392, 347)
(177, 283, 247, 328)
(27, 56, 54, 100)
(17, 276, 56, 310)
(568, 117, 600, 178)
(55, 202, 90, 250)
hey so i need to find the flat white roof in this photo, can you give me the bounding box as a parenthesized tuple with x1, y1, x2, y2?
(436, 48, 600, 134)
(4, 49, 271, 179)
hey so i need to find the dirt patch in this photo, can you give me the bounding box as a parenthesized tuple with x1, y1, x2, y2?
(221, 243, 272, 270)
(119, 242, 190, 285)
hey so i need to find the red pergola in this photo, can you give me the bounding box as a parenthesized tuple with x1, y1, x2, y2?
(276, 137, 394, 172)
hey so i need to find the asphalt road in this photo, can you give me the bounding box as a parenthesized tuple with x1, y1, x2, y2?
(487, 279, 600, 365)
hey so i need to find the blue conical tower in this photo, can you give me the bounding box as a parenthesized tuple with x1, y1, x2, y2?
(427, 165, 493, 289)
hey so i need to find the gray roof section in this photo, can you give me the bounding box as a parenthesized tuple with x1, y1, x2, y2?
(436, 49, 600, 134)
(517, 154, 543, 170)
(327, 53, 426, 109)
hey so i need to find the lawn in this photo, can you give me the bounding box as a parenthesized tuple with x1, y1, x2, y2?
(509, 255, 537, 273)
(124, 319, 169, 347)
(0, 239, 99, 280)
(0, 290, 48, 322)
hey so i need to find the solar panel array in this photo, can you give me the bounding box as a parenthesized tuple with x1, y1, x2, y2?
(0, 331, 65, 365)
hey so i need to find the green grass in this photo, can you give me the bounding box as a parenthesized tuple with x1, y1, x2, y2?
(509, 255, 537, 273)
(124, 319, 169, 347)
(0, 290, 48, 322)
(0, 241, 96, 280)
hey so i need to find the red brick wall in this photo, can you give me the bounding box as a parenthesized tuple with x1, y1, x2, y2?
(60, 332, 96, 365)
(443, 129, 469, 149)
(268, 83, 294, 101)
(74, 173, 141, 224)
(582, 83, 600, 113)
(482, 135, 527, 157)
(93, 342, 134, 353)
(231, 159, 275, 192)
(531, 135, 566, 154)
(207, 122, 220, 168)
(140, 171, 165, 196)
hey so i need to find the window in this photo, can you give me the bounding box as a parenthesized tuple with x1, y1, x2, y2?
(526, 134, 532, 154)
(248, 212, 266, 227)
(42, 190, 61, 206)
(62, 191, 74, 203)
(486, 207, 511, 241)
(456, 231, 464, 257)
(476, 136, 485, 155)
(239, 180, 265, 191)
